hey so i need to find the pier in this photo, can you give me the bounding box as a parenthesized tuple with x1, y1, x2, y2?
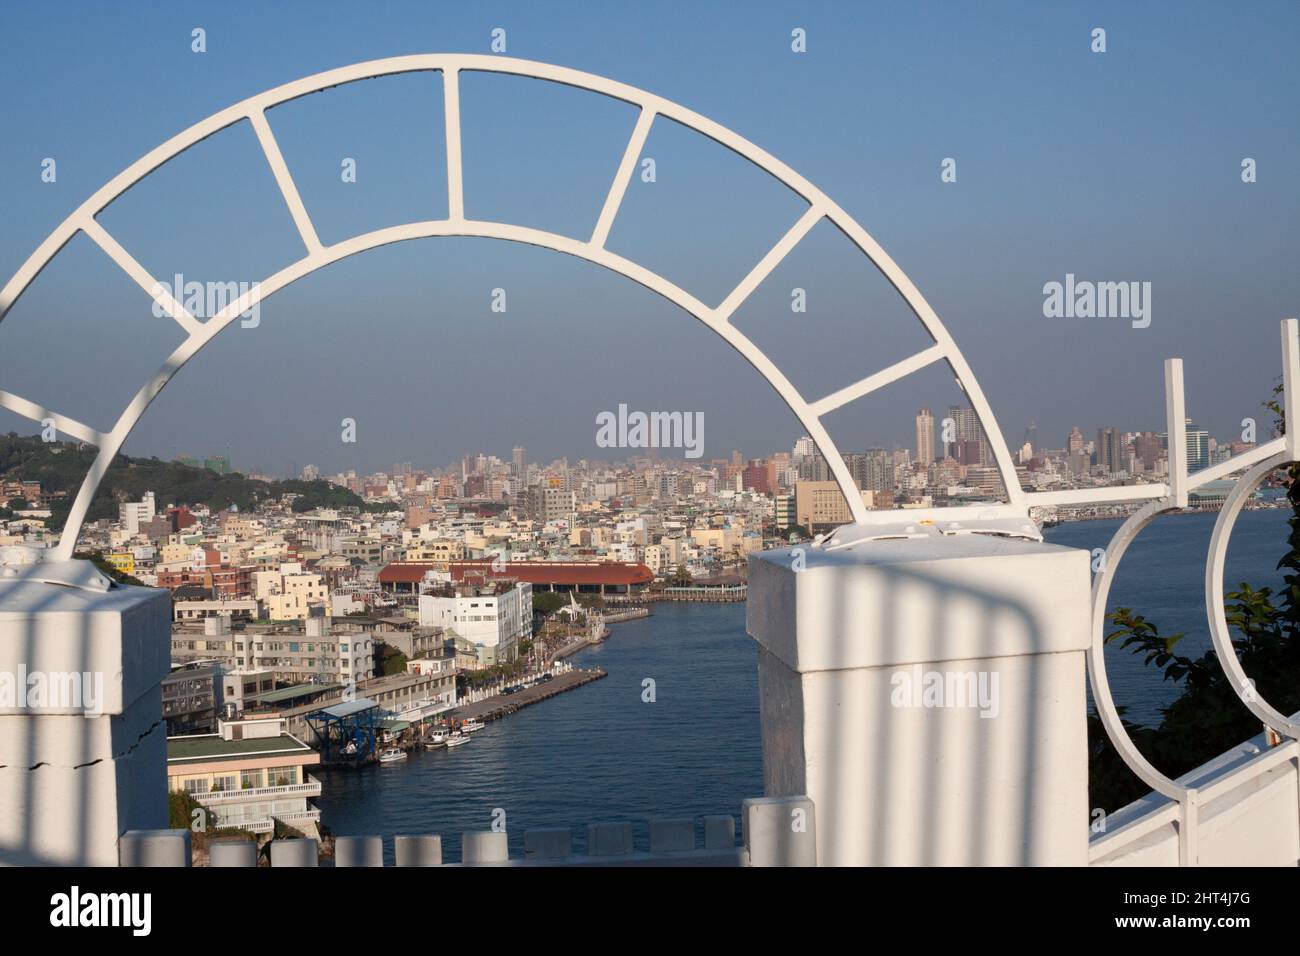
(444, 668, 606, 724)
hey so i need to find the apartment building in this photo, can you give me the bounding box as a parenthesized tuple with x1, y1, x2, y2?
(166, 717, 322, 838)
(170, 615, 375, 684)
(417, 580, 532, 666)
(255, 562, 331, 621)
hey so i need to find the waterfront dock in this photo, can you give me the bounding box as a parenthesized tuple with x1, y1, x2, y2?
(444, 668, 606, 724)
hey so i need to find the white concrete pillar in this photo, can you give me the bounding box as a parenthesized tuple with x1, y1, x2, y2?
(743, 796, 816, 866)
(119, 828, 190, 867)
(0, 573, 172, 866)
(702, 814, 735, 849)
(747, 533, 1092, 866)
(648, 818, 695, 853)
(586, 821, 632, 856)
(461, 830, 508, 863)
(334, 834, 383, 867)
(209, 838, 258, 867)
(271, 838, 319, 866)
(524, 827, 571, 860)
(395, 834, 443, 866)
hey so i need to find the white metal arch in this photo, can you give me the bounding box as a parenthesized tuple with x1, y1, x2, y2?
(0, 53, 1025, 560)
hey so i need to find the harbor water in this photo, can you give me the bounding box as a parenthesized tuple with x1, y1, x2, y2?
(316, 508, 1290, 860)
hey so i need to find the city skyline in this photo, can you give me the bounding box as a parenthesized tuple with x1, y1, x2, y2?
(142, 408, 1254, 483)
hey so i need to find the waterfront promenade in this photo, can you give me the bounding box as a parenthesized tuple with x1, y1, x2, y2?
(444, 668, 607, 724)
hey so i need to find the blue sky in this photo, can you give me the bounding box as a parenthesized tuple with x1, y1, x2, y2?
(0, 1, 1297, 476)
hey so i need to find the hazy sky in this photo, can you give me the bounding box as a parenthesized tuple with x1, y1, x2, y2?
(0, 1, 1297, 477)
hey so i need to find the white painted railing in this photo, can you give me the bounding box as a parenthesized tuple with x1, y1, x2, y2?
(194, 774, 322, 804)
(1090, 723, 1300, 866)
(120, 796, 814, 866)
(1081, 320, 1299, 866)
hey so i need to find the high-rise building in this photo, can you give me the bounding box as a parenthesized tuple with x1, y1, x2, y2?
(1095, 427, 1124, 475)
(1184, 420, 1210, 472)
(527, 484, 576, 525)
(915, 407, 934, 466)
(855, 448, 893, 492)
(1132, 431, 1163, 472)
(946, 407, 987, 464)
(1068, 427, 1084, 456)
(512, 446, 525, 477)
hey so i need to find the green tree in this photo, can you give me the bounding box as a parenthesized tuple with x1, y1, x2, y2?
(532, 592, 567, 617)
(374, 642, 408, 676)
(78, 550, 147, 587)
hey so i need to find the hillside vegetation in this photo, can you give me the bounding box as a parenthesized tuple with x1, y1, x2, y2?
(0, 432, 383, 527)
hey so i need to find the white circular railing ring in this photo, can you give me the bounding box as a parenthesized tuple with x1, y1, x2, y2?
(1087, 498, 1188, 801)
(1204, 450, 1300, 740)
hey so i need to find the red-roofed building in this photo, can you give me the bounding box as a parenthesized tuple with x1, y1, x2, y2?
(378, 559, 654, 597)
(454, 560, 653, 596)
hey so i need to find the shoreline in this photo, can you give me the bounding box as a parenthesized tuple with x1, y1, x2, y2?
(1049, 501, 1287, 526)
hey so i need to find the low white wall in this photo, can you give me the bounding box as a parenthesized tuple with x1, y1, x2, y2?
(1091, 731, 1300, 867)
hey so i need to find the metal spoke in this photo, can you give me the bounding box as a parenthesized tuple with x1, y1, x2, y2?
(80, 218, 203, 337)
(250, 110, 323, 255)
(0, 390, 107, 446)
(712, 205, 823, 323)
(809, 344, 946, 417)
(590, 108, 655, 249)
(443, 68, 464, 222)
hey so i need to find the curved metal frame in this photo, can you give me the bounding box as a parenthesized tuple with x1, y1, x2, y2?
(0, 53, 1025, 560)
(1205, 450, 1300, 738)
(1084, 320, 1298, 855)
(1086, 373, 1294, 863)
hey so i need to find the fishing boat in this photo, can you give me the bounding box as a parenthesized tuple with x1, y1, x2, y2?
(377, 747, 407, 763)
(424, 730, 448, 750)
(461, 718, 484, 733)
(444, 732, 470, 748)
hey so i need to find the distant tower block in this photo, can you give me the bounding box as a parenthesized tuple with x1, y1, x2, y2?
(915, 407, 934, 466)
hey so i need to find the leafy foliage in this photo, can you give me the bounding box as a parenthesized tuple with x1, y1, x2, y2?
(532, 591, 567, 617)
(375, 641, 408, 676)
(0, 432, 378, 527)
(79, 550, 147, 587)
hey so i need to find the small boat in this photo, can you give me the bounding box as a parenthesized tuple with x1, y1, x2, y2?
(461, 719, 484, 733)
(377, 747, 407, 763)
(444, 733, 470, 748)
(424, 731, 448, 750)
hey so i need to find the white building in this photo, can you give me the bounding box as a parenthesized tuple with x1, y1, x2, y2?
(120, 491, 156, 535)
(417, 580, 532, 666)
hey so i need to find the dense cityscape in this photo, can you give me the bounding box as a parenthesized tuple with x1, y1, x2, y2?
(0, 401, 1276, 860)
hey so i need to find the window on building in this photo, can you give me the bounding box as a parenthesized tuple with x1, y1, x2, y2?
(266, 766, 298, 787)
